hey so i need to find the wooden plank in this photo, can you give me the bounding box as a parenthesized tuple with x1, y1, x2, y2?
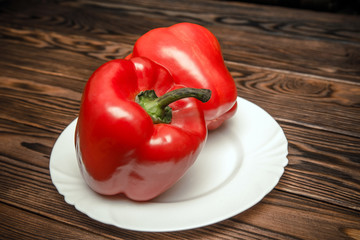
(0, 112, 359, 224)
(0, 72, 81, 137)
(231, 190, 360, 240)
(227, 61, 360, 137)
(0, 203, 111, 240)
(0, 26, 359, 137)
(0, 0, 359, 82)
(279, 121, 360, 210)
(4, 0, 359, 43)
(1, 158, 359, 240)
(0, 39, 105, 86)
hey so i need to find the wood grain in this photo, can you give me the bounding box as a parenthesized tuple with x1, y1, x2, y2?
(1, 0, 359, 239)
(1, 0, 359, 81)
(0, 203, 112, 240)
(1, 159, 359, 240)
(228, 61, 360, 137)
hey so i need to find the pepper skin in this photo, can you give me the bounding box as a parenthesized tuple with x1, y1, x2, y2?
(127, 22, 238, 130)
(75, 57, 210, 201)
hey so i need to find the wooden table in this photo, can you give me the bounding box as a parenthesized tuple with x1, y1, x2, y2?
(1, 0, 359, 239)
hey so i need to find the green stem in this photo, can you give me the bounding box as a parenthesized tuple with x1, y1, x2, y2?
(156, 88, 211, 108)
(135, 88, 211, 124)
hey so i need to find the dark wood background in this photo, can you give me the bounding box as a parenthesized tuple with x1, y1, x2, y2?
(1, 0, 359, 239)
(232, 0, 360, 14)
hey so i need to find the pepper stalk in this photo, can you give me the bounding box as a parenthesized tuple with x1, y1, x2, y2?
(136, 88, 211, 124)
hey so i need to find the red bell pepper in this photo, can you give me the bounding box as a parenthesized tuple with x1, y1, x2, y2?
(127, 22, 238, 130)
(75, 57, 211, 201)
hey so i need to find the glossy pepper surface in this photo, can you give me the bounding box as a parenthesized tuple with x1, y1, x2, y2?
(127, 22, 238, 130)
(75, 57, 210, 201)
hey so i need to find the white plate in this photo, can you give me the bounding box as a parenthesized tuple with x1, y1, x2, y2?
(50, 97, 288, 232)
